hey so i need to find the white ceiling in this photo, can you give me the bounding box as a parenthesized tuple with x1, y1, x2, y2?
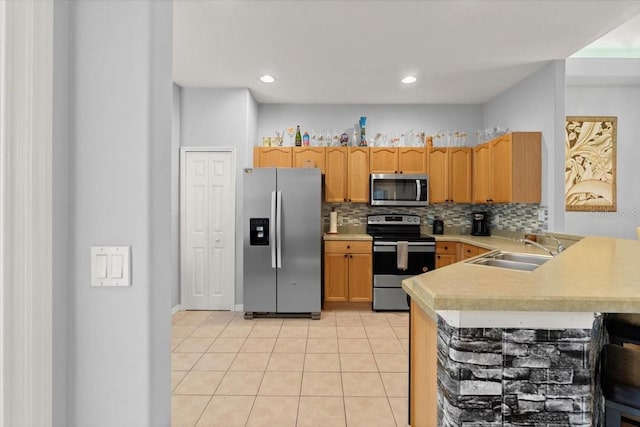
(173, 1, 640, 104)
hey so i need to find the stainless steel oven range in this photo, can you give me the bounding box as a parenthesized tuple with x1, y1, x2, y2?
(366, 214, 435, 311)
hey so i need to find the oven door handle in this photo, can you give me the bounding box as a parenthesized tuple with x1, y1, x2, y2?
(373, 241, 435, 246)
(373, 245, 435, 253)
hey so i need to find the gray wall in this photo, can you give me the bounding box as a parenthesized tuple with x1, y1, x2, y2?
(565, 84, 640, 239)
(179, 88, 258, 306)
(257, 104, 483, 146)
(482, 61, 566, 231)
(54, 1, 173, 425)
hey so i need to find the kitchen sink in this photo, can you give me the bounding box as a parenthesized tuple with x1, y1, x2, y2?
(465, 251, 552, 271)
(491, 252, 552, 265)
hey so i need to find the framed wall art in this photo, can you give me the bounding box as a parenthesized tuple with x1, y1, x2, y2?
(565, 116, 617, 212)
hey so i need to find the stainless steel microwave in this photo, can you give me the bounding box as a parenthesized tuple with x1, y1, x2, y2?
(370, 174, 429, 206)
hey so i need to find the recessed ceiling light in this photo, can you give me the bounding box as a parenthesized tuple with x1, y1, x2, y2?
(401, 75, 417, 84)
(260, 74, 276, 83)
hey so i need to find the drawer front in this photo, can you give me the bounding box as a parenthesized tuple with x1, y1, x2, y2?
(436, 241, 457, 255)
(461, 243, 490, 258)
(325, 240, 371, 254)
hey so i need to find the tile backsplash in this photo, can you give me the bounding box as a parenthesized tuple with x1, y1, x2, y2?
(322, 203, 548, 234)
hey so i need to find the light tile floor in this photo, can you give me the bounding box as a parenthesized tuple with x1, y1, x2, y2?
(171, 310, 410, 427)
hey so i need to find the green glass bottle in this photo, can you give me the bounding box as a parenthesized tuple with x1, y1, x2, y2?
(295, 125, 302, 147)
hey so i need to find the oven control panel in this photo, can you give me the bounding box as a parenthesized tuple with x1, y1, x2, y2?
(367, 214, 421, 225)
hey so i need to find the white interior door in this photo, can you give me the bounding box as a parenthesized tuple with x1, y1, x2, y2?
(182, 150, 235, 310)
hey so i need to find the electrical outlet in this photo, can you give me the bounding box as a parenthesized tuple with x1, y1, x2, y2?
(538, 208, 545, 221)
(494, 214, 500, 225)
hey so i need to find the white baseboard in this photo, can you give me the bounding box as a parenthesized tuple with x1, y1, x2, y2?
(234, 304, 244, 312)
(171, 304, 184, 315)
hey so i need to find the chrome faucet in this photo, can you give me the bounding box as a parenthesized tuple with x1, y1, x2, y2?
(545, 234, 566, 254)
(518, 238, 556, 256)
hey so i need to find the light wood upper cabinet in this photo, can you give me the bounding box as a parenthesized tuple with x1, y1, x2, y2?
(398, 147, 427, 174)
(293, 147, 326, 173)
(449, 148, 472, 203)
(253, 147, 292, 168)
(347, 148, 370, 203)
(371, 147, 427, 174)
(325, 147, 348, 202)
(473, 143, 492, 203)
(428, 147, 472, 203)
(427, 148, 448, 203)
(369, 147, 398, 173)
(490, 136, 514, 203)
(473, 132, 541, 203)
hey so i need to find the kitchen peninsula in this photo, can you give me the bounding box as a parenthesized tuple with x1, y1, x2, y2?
(403, 236, 640, 426)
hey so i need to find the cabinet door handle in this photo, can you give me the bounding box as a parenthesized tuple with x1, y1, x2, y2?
(444, 246, 448, 250)
(344, 254, 348, 258)
(437, 255, 441, 259)
(350, 255, 353, 258)
(347, 245, 350, 249)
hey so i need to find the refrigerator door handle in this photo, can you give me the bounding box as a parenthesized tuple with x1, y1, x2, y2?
(276, 190, 283, 268)
(270, 190, 277, 269)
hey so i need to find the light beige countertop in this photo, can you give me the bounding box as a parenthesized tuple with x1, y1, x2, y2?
(323, 233, 372, 241)
(403, 236, 640, 318)
(432, 234, 555, 253)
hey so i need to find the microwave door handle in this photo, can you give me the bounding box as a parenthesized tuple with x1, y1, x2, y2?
(416, 180, 421, 201)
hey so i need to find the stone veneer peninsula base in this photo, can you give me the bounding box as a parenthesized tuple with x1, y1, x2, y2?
(409, 301, 604, 427)
(403, 236, 640, 427)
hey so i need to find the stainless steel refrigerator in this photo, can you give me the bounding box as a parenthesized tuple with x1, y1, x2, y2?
(243, 168, 321, 319)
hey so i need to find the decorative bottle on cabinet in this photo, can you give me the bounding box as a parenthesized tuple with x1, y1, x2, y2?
(295, 126, 302, 146)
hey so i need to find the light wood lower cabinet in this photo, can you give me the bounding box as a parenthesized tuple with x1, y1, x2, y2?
(324, 240, 372, 304)
(435, 241, 491, 267)
(435, 241, 458, 269)
(461, 243, 491, 259)
(410, 299, 438, 427)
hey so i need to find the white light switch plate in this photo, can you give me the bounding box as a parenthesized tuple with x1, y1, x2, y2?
(91, 246, 131, 287)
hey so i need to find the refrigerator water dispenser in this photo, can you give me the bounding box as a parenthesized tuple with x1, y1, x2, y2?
(249, 218, 269, 245)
